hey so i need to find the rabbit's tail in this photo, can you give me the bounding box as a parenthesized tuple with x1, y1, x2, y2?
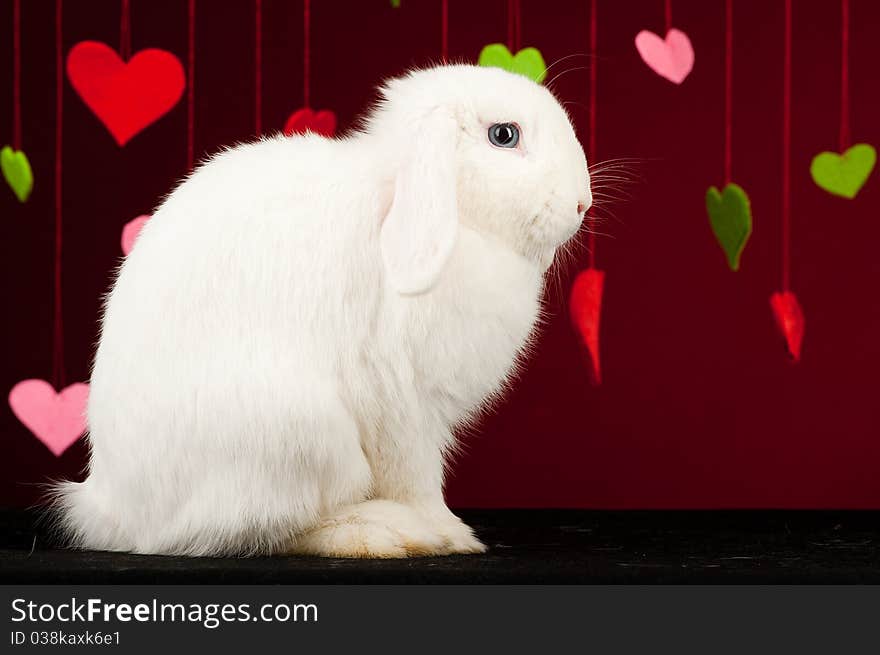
(45, 479, 134, 553)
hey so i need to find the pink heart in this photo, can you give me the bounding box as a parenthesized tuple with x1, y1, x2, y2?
(121, 214, 151, 255)
(635, 28, 695, 84)
(8, 380, 89, 456)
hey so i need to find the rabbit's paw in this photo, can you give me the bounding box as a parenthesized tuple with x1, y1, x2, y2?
(289, 500, 454, 558)
(435, 517, 487, 554)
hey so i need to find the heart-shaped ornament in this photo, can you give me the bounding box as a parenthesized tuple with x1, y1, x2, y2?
(635, 28, 695, 84)
(121, 214, 151, 255)
(1, 145, 34, 202)
(770, 291, 805, 362)
(810, 143, 876, 199)
(66, 41, 185, 146)
(478, 44, 547, 84)
(284, 108, 337, 137)
(569, 268, 605, 385)
(8, 379, 89, 456)
(706, 183, 752, 271)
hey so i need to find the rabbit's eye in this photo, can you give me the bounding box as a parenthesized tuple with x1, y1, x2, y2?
(488, 123, 519, 148)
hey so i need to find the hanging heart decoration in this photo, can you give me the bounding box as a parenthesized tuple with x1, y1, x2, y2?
(478, 44, 547, 84)
(283, 108, 337, 137)
(66, 41, 185, 147)
(810, 143, 876, 199)
(770, 291, 805, 362)
(705, 183, 752, 271)
(8, 379, 89, 456)
(569, 268, 605, 385)
(634, 28, 695, 84)
(0, 145, 33, 203)
(121, 214, 151, 255)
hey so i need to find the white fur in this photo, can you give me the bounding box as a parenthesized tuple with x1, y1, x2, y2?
(54, 65, 590, 557)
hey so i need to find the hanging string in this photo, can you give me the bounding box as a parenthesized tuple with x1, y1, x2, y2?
(781, 0, 792, 292)
(53, 0, 64, 388)
(589, 1, 597, 164)
(506, 0, 514, 51)
(187, 0, 195, 169)
(664, 0, 672, 33)
(255, 0, 261, 135)
(723, 0, 733, 184)
(12, 0, 21, 150)
(588, 0, 597, 267)
(839, 0, 849, 151)
(303, 0, 311, 108)
(514, 0, 522, 51)
(441, 0, 448, 63)
(119, 0, 131, 60)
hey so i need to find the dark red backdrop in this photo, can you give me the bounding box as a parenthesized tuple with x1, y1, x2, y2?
(2, 0, 879, 509)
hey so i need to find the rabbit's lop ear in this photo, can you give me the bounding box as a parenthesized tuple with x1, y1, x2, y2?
(380, 108, 458, 295)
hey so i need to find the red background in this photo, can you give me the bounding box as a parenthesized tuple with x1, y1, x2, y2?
(2, 0, 879, 509)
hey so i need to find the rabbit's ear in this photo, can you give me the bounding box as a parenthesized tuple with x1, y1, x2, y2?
(380, 108, 458, 295)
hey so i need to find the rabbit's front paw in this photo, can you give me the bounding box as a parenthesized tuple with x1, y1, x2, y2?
(288, 500, 454, 558)
(434, 515, 487, 554)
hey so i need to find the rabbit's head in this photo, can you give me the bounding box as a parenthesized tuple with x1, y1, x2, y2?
(371, 65, 590, 295)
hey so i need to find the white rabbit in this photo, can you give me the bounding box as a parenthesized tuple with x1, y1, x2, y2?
(53, 64, 591, 557)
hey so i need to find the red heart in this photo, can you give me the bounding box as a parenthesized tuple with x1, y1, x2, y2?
(569, 268, 605, 385)
(66, 41, 185, 147)
(770, 291, 805, 362)
(283, 108, 337, 137)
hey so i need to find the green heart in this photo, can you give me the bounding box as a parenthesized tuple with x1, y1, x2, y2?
(810, 143, 876, 199)
(705, 183, 752, 271)
(478, 44, 547, 84)
(1, 146, 34, 203)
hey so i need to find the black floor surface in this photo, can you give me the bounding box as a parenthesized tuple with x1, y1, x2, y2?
(1, 510, 879, 583)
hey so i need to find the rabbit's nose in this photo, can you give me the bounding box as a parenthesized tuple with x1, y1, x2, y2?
(577, 189, 593, 216)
